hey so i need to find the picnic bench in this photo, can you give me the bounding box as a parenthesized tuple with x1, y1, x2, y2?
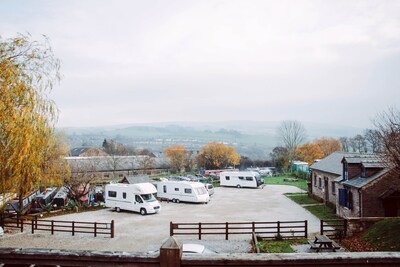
(308, 234, 341, 252)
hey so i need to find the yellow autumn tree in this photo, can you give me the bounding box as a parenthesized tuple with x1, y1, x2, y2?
(165, 145, 188, 173)
(0, 34, 69, 212)
(295, 143, 323, 165)
(197, 142, 240, 169)
(314, 137, 342, 158)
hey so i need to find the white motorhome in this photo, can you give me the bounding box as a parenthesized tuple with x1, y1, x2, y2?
(157, 181, 210, 204)
(105, 183, 161, 215)
(220, 171, 264, 188)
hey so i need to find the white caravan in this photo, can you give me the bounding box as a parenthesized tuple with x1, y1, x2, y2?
(105, 183, 161, 215)
(220, 171, 264, 188)
(157, 181, 210, 203)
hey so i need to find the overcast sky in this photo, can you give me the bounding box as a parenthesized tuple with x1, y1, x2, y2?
(1, 0, 399, 128)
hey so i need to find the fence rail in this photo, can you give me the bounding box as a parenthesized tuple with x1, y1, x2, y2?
(170, 220, 308, 240)
(320, 219, 347, 238)
(1, 214, 114, 238)
(31, 219, 114, 238)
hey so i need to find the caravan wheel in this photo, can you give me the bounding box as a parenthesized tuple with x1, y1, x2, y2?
(172, 199, 176, 203)
(176, 199, 180, 203)
(237, 184, 241, 188)
(116, 207, 121, 212)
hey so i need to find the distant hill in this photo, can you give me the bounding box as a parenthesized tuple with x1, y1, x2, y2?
(61, 121, 363, 160)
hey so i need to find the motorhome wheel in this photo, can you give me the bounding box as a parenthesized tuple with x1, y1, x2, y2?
(140, 208, 147, 215)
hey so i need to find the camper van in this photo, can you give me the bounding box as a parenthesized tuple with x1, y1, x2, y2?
(157, 181, 210, 204)
(220, 171, 264, 188)
(105, 183, 161, 215)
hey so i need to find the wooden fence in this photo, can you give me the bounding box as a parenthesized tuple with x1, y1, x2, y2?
(1, 214, 114, 238)
(170, 220, 308, 240)
(320, 219, 347, 239)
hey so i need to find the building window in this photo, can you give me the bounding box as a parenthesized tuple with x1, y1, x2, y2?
(104, 174, 110, 178)
(108, 191, 117, 198)
(184, 188, 192, 194)
(338, 188, 353, 209)
(318, 177, 322, 188)
(314, 175, 317, 187)
(123, 192, 127, 199)
(361, 166, 366, 178)
(343, 162, 348, 180)
(331, 182, 336, 195)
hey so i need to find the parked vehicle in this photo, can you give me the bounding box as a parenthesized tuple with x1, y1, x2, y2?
(220, 171, 264, 188)
(37, 187, 58, 206)
(204, 183, 214, 196)
(105, 183, 161, 215)
(183, 244, 218, 254)
(52, 187, 68, 208)
(156, 181, 210, 204)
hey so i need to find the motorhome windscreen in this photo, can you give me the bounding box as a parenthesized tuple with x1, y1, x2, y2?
(141, 194, 156, 202)
(195, 187, 207, 195)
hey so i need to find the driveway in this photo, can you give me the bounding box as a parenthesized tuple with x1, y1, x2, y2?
(0, 185, 320, 253)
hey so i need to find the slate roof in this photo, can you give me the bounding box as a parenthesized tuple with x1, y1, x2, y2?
(310, 152, 359, 175)
(342, 168, 390, 189)
(66, 156, 167, 172)
(342, 153, 381, 164)
(70, 147, 91, 157)
(121, 175, 152, 184)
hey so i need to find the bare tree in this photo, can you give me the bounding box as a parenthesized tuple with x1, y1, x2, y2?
(65, 157, 100, 206)
(137, 155, 155, 174)
(339, 137, 349, 152)
(277, 120, 307, 160)
(373, 107, 400, 175)
(353, 134, 367, 153)
(364, 129, 383, 153)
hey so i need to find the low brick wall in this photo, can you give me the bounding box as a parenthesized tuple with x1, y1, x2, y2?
(346, 217, 387, 237)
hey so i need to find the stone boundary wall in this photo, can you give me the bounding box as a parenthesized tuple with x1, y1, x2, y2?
(346, 217, 387, 237)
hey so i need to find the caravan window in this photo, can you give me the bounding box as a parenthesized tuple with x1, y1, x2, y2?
(196, 187, 207, 195)
(108, 191, 117, 198)
(184, 188, 192, 194)
(239, 176, 244, 180)
(175, 188, 179, 191)
(123, 192, 127, 199)
(163, 185, 167, 193)
(246, 177, 253, 181)
(225, 176, 230, 180)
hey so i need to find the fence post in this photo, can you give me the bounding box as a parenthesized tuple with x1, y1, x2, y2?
(35, 216, 38, 230)
(320, 220, 324, 235)
(304, 220, 308, 238)
(31, 219, 34, 234)
(160, 236, 182, 267)
(252, 222, 255, 234)
(51, 220, 54, 235)
(72, 221, 75, 236)
(170, 222, 173, 236)
(111, 220, 114, 238)
(277, 221, 280, 237)
(225, 222, 228, 240)
(21, 219, 23, 232)
(94, 222, 97, 237)
(198, 222, 202, 240)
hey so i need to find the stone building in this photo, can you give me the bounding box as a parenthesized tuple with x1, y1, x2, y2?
(310, 152, 357, 207)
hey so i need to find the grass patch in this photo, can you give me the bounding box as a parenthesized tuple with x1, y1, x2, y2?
(264, 175, 308, 191)
(304, 205, 338, 220)
(362, 218, 400, 251)
(257, 239, 308, 253)
(285, 193, 320, 205)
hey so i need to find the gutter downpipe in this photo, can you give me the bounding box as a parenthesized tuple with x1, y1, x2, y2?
(359, 189, 362, 217)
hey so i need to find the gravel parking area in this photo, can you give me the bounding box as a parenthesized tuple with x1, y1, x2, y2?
(0, 185, 320, 253)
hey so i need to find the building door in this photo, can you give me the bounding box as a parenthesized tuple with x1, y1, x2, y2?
(324, 178, 329, 203)
(383, 192, 400, 217)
